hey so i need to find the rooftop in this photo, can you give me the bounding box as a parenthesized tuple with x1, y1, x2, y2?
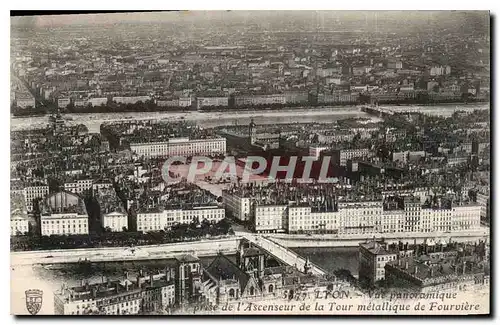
(174, 254, 200, 263)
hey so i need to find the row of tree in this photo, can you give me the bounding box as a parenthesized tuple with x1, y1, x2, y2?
(10, 218, 233, 251)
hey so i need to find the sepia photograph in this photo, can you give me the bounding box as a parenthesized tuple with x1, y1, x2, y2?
(9, 10, 491, 316)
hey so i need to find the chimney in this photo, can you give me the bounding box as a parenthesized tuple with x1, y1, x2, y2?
(136, 276, 141, 288)
(125, 281, 129, 291)
(150, 275, 154, 286)
(405, 261, 409, 269)
(91, 287, 97, 299)
(115, 282, 119, 293)
(81, 279, 85, 287)
(414, 265, 418, 275)
(139, 269, 144, 277)
(462, 261, 466, 275)
(125, 271, 129, 279)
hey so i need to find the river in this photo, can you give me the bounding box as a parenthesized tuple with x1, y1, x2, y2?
(10, 103, 489, 134)
(292, 247, 359, 276)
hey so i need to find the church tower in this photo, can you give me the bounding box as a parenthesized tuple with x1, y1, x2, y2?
(174, 254, 202, 306)
(304, 257, 312, 274)
(237, 241, 265, 279)
(249, 118, 257, 145)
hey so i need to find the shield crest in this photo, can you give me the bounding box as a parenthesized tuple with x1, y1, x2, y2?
(25, 289, 43, 315)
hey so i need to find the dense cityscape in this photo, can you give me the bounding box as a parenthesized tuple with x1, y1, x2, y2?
(10, 11, 490, 316)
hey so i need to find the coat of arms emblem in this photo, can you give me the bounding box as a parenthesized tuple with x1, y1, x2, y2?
(25, 289, 43, 315)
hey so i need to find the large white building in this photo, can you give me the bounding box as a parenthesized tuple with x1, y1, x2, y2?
(234, 94, 286, 106)
(196, 97, 229, 109)
(58, 97, 71, 108)
(11, 215, 29, 236)
(137, 206, 225, 232)
(11, 192, 30, 236)
(112, 96, 151, 105)
(178, 97, 192, 107)
(102, 211, 128, 232)
(168, 138, 226, 156)
(338, 148, 372, 166)
(96, 187, 128, 232)
(16, 96, 36, 108)
(253, 204, 288, 233)
(88, 97, 108, 107)
(40, 191, 89, 236)
(130, 137, 226, 158)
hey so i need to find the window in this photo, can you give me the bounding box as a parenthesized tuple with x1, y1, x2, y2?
(249, 286, 255, 296)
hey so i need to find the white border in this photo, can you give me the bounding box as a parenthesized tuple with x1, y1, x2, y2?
(2, 3, 498, 325)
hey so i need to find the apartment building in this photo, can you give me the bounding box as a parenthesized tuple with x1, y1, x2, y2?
(136, 206, 225, 232)
(253, 204, 288, 233)
(234, 94, 286, 106)
(64, 179, 93, 195)
(11, 215, 29, 236)
(196, 97, 229, 109)
(112, 96, 151, 104)
(359, 240, 415, 286)
(54, 271, 175, 315)
(23, 185, 49, 212)
(339, 201, 384, 235)
(337, 148, 372, 166)
(102, 211, 128, 232)
(88, 97, 108, 106)
(222, 190, 252, 222)
(248, 197, 481, 236)
(476, 191, 490, 221)
(58, 97, 71, 108)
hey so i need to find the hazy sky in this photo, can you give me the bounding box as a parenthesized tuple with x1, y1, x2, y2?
(11, 11, 489, 29)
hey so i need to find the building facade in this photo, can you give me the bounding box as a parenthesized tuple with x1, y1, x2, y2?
(136, 206, 225, 232)
(196, 97, 229, 109)
(23, 185, 49, 212)
(64, 179, 93, 195)
(222, 190, 252, 222)
(130, 138, 226, 158)
(40, 191, 89, 236)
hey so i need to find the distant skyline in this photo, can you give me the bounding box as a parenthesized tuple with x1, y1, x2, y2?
(11, 11, 489, 29)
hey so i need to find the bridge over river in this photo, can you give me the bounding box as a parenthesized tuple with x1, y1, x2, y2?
(10, 234, 327, 276)
(11, 234, 327, 277)
(238, 232, 327, 276)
